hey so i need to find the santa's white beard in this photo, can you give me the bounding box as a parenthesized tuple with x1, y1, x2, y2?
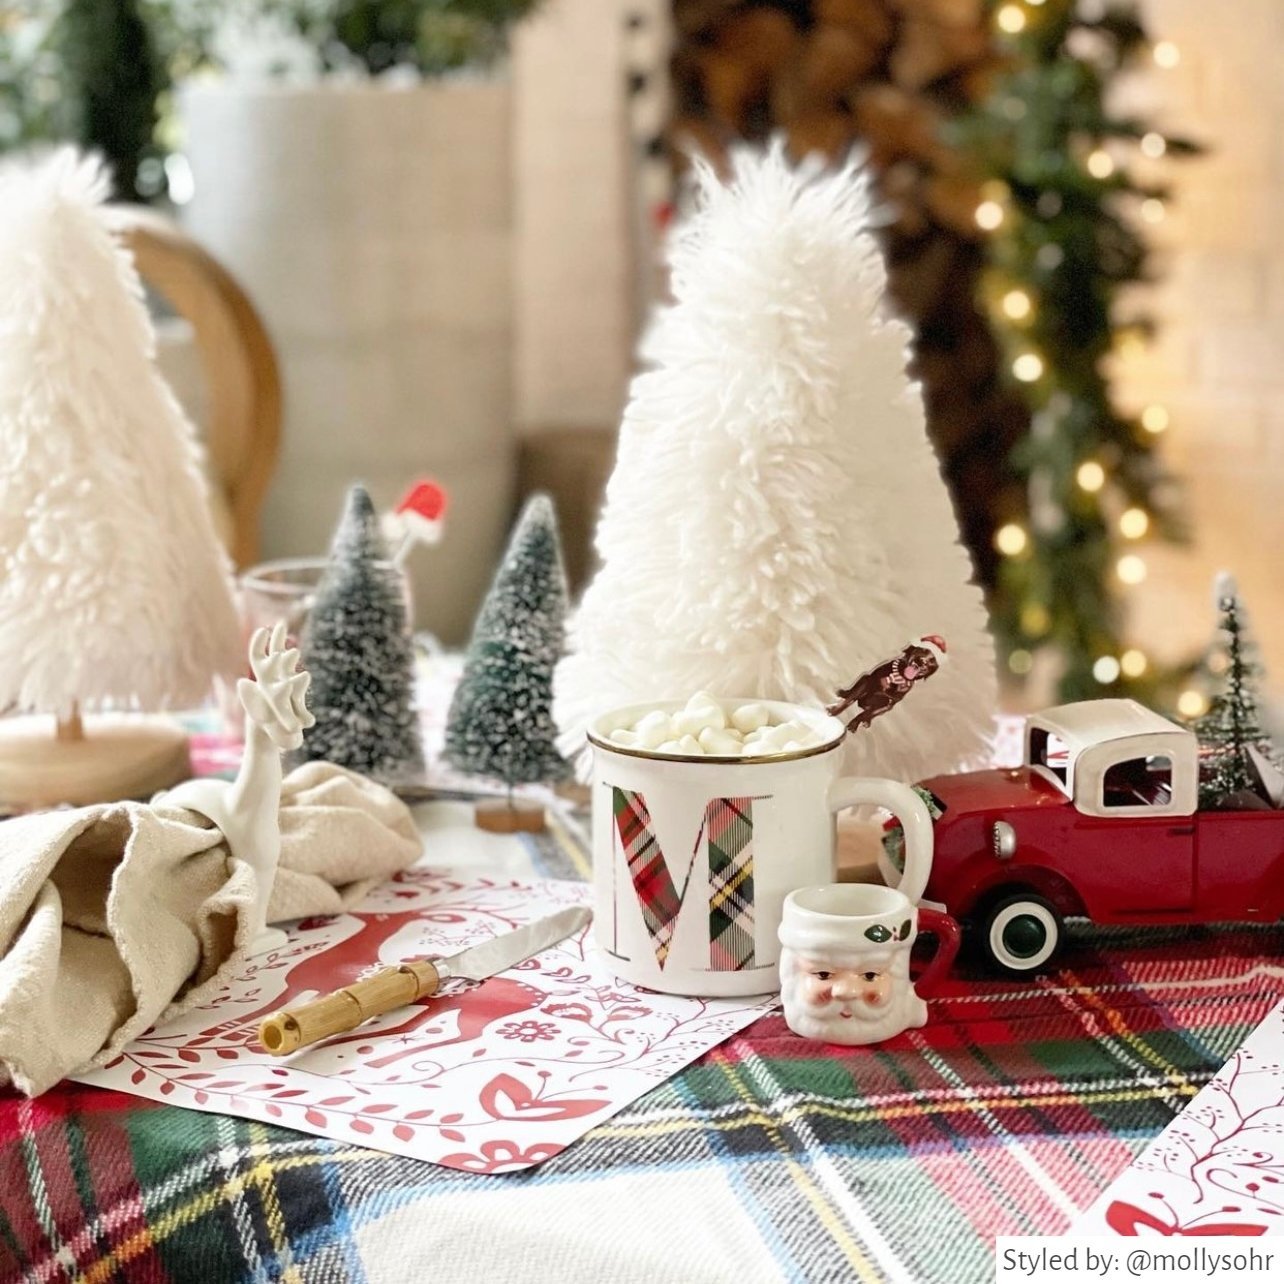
(781, 968, 926, 1045)
(788, 995, 915, 1045)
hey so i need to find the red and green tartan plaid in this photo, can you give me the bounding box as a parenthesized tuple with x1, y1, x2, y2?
(707, 796, 756, 971)
(611, 786, 694, 969)
(5, 786, 1284, 1282)
(5, 911, 1283, 1282)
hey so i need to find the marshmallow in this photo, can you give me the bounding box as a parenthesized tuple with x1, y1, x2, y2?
(672, 705, 726, 736)
(699, 727, 744, 755)
(686, 690, 724, 711)
(635, 710, 674, 749)
(771, 720, 811, 743)
(609, 728, 640, 748)
(676, 734, 704, 755)
(730, 703, 772, 734)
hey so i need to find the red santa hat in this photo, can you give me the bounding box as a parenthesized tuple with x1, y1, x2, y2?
(917, 635, 948, 664)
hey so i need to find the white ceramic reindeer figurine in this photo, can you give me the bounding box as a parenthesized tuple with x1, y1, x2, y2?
(158, 622, 314, 945)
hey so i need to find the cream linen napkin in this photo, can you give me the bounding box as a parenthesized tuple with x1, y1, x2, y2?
(0, 763, 420, 1096)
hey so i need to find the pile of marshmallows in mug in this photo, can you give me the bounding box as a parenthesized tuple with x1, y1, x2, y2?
(606, 692, 827, 758)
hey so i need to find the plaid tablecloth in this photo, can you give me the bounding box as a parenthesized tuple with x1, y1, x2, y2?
(5, 680, 1283, 1282)
(3, 792, 1282, 1284)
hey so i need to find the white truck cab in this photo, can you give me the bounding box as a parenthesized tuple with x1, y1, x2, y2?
(1025, 698, 1199, 819)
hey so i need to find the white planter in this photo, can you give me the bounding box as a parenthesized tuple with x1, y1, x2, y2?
(178, 78, 516, 645)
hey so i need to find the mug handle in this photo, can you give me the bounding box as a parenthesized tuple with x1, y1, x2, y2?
(826, 776, 934, 905)
(911, 907, 960, 998)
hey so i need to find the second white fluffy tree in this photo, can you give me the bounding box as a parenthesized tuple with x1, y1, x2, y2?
(555, 147, 996, 781)
(0, 151, 239, 727)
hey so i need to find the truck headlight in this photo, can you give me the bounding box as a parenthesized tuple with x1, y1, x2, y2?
(992, 820, 1016, 860)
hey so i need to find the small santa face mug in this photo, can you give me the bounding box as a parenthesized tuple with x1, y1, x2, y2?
(778, 883, 960, 1046)
(587, 698, 935, 998)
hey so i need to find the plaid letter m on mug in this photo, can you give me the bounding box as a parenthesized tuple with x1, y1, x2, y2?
(610, 789, 756, 971)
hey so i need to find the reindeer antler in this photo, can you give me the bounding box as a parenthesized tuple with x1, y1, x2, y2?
(238, 621, 315, 752)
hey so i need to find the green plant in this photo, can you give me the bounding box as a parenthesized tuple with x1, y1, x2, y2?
(254, 0, 543, 74)
(954, 0, 1199, 703)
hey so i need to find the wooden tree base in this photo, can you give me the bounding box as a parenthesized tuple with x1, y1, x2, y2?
(474, 799, 547, 834)
(0, 714, 192, 809)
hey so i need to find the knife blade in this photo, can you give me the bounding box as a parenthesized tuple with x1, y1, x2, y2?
(258, 904, 592, 1056)
(436, 905, 592, 982)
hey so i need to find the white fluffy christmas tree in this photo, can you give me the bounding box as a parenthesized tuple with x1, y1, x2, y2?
(0, 149, 240, 804)
(555, 146, 995, 782)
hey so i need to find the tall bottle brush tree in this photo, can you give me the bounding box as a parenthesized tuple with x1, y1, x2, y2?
(955, 0, 1199, 701)
(445, 493, 571, 793)
(295, 484, 425, 785)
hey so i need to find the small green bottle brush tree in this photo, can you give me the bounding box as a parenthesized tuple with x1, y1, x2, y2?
(295, 484, 425, 785)
(1194, 577, 1277, 809)
(955, 0, 1200, 702)
(445, 493, 570, 828)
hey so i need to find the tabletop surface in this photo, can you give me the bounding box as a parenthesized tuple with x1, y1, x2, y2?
(3, 790, 1281, 1284)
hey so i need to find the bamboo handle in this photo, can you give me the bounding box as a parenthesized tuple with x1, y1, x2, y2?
(258, 959, 441, 1056)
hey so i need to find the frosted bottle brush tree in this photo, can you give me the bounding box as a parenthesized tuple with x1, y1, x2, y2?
(295, 484, 424, 785)
(445, 494, 571, 794)
(1194, 576, 1276, 808)
(555, 146, 996, 783)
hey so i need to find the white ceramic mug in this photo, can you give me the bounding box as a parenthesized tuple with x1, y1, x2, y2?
(587, 698, 934, 997)
(778, 883, 960, 1045)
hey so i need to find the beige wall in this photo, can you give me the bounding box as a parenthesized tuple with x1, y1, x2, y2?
(511, 0, 639, 435)
(1121, 0, 1284, 680)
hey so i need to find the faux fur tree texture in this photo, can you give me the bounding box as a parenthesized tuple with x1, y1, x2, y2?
(555, 146, 996, 783)
(0, 149, 239, 716)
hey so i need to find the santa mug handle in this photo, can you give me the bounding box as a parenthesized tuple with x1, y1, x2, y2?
(910, 907, 961, 999)
(826, 777, 934, 904)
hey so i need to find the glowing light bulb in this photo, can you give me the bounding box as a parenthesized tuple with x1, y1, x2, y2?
(1177, 689, 1208, 719)
(1076, 460, 1106, 492)
(1087, 149, 1115, 179)
(1002, 289, 1033, 320)
(1114, 330, 1147, 361)
(996, 4, 1027, 34)
(1120, 649, 1148, 678)
(1021, 602, 1050, 636)
(1141, 132, 1167, 159)
(1093, 656, 1121, 684)
(1141, 198, 1165, 224)
(1009, 649, 1034, 676)
(975, 200, 1005, 230)
(1153, 41, 1180, 69)
(996, 523, 1028, 556)
(1012, 352, 1044, 382)
(1119, 507, 1150, 539)
(1141, 404, 1169, 434)
(1117, 554, 1148, 585)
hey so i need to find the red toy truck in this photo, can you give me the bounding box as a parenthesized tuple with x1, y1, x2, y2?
(880, 699, 1284, 975)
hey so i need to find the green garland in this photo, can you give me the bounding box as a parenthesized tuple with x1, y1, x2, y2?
(954, 0, 1199, 704)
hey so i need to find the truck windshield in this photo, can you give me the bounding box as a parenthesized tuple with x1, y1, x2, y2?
(1028, 727, 1070, 787)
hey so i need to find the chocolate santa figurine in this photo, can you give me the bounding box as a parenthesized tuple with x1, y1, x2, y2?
(826, 636, 946, 734)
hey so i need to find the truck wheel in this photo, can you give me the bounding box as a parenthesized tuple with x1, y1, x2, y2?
(981, 893, 1063, 975)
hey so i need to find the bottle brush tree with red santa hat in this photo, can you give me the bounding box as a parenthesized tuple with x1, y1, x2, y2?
(554, 146, 996, 783)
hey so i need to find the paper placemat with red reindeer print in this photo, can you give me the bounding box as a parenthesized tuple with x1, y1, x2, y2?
(73, 870, 775, 1172)
(1072, 998, 1284, 1237)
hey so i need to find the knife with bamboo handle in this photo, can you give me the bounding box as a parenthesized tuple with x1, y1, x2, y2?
(257, 905, 592, 1056)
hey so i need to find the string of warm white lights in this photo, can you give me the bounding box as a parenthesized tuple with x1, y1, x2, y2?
(965, 0, 1198, 707)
